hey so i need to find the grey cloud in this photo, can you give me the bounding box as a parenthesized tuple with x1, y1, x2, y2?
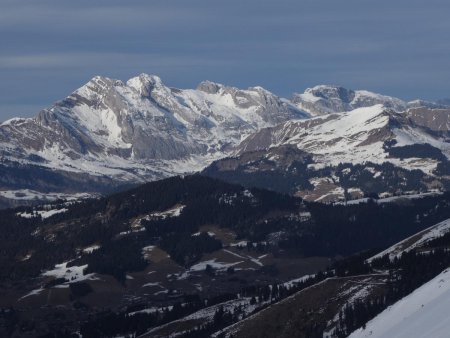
(0, 52, 232, 70)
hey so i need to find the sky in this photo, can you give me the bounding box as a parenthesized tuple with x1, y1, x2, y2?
(1, 0, 450, 121)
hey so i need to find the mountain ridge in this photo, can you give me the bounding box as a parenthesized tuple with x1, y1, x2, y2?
(0, 73, 307, 205)
(204, 104, 450, 201)
(1, 74, 450, 206)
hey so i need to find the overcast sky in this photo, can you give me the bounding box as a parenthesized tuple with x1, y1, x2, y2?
(1, 0, 450, 121)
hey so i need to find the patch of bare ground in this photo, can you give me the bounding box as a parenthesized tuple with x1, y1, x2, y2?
(199, 224, 237, 245)
(145, 247, 172, 264)
(297, 178, 344, 203)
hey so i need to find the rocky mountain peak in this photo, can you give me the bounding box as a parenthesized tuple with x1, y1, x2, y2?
(126, 73, 165, 97)
(84, 75, 120, 93)
(196, 80, 224, 94)
(292, 85, 408, 116)
(304, 85, 355, 103)
(407, 99, 448, 109)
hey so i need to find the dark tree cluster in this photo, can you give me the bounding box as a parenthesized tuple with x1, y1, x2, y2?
(160, 232, 222, 266)
(333, 162, 426, 195)
(74, 237, 148, 283)
(280, 193, 450, 256)
(334, 297, 387, 338)
(385, 143, 446, 161)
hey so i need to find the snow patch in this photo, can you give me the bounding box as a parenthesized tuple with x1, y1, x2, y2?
(147, 205, 185, 220)
(17, 208, 68, 219)
(42, 262, 98, 284)
(82, 244, 101, 254)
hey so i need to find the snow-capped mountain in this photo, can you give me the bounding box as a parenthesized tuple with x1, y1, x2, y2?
(1, 74, 305, 167)
(236, 105, 450, 171)
(291, 85, 448, 116)
(0, 74, 306, 203)
(204, 105, 450, 201)
(1, 74, 449, 206)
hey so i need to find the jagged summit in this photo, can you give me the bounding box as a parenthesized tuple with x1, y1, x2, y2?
(305, 85, 355, 101)
(126, 73, 165, 96)
(291, 84, 449, 116)
(292, 85, 408, 116)
(196, 80, 225, 94)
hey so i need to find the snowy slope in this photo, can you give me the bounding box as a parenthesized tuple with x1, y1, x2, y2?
(349, 268, 450, 338)
(237, 105, 450, 173)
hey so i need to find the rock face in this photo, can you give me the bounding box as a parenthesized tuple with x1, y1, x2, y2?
(404, 107, 450, 137)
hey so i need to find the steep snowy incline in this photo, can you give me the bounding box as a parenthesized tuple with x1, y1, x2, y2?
(349, 268, 450, 338)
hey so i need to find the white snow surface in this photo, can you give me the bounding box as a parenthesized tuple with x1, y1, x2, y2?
(42, 262, 97, 283)
(178, 259, 242, 279)
(128, 305, 173, 316)
(349, 268, 450, 338)
(147, 205, 185, 219)
(20, 261, 98, 300)
(17, 208, 68, 219)
(82, 244, 101, 254)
